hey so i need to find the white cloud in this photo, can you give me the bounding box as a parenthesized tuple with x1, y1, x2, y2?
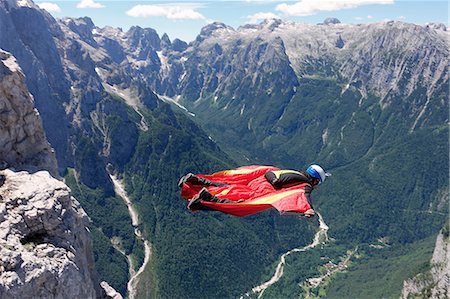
(77, 0, 105, 9)
(247, 12, 280, 23)
(367, 15, 374, 19)
(276, 0, 394, 16)
(37, 2, 61, 13)
(126, 4, 206, 20)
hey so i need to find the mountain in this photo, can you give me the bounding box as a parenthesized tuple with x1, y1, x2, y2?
(0, 0, 448, 297)
(0, 167, 108, 298)
(95, 18, 448, 168)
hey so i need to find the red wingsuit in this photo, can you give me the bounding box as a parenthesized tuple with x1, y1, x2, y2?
(179, 165, 313, 217)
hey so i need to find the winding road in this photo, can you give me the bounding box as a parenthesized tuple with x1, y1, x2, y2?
(110, 174, 152, 299)
(242, 213, 330, 299)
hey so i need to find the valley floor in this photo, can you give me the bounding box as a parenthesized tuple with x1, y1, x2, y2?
(110, 174, 152, 299)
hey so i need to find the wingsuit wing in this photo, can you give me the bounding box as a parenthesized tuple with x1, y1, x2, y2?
(197, 185, 311, 217)
(200, 165, 279, 185)
(180, 165, 279, 200)
(179, 165, 312, 217)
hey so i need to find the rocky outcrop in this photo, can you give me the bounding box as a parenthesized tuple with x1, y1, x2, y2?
(0, 0, 72, 169)
(0, 169, 103, 298)
(401, 226, 449, 299)
(0, 49, 120, 298)
(0, 50, 57, 176)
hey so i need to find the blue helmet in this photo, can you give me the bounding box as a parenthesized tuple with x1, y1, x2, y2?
(306, 165, 331, 184)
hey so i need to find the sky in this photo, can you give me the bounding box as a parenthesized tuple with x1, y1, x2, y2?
(34, 0, 449, 42)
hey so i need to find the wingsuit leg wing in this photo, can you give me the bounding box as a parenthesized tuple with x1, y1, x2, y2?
(191, 187, 312, 217)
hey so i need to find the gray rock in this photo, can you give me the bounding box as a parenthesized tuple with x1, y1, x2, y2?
(101, 281, 124, 299)
(0, 169, 104, 298)
(401, 227, 449, 298)
(335, 35, 345, 49)
(426, 23, 447, 31)
(0, 50, 58, 177)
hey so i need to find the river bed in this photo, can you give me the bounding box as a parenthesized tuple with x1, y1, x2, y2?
(110, 174, 152, 299)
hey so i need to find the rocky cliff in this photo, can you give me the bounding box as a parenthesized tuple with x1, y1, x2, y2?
(0, 0, 72, 169)
(0, 50, 57, 176)
(0, 49, 119, 298)
(401, 226, 449, 299)
(0, 169, 102, 298)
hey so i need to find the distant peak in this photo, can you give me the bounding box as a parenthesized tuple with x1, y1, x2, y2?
(161, 33, 171, 42)
(261, 18, 283, 30)
(425, 23, 447, 31)
(322, 18, 341, 25)
(171, 39, 188, 52)
(200, 22, 234, 35)
(161, 33, 171, 48)
(126, 26, 160, 42)
(196, 22, 235, 42)
(238, 18, 283, 32)
(62, 17, 95, 28)
(78, 16, 95, 27)
(7, 0, 38, 9)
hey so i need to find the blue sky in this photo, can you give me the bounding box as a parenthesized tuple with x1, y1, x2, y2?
(35, 0, 448, 42)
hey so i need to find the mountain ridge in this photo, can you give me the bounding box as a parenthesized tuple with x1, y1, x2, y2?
(85, 17, 448, 166)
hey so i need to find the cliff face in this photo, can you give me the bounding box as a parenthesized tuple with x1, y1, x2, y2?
(0, 0, 72, 169)
(0, 49, 118, 298)
(0, 50, 57, 176)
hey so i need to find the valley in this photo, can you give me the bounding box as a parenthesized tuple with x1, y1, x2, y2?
(243, 213, 330, 298)
(110, 174, 152, 299)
